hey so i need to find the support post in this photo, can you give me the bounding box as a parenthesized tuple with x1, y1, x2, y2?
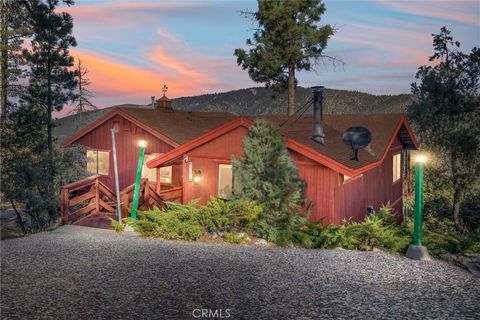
(131, 141, 146, 219)
(413, 161, 424, 246)
(111, 128, 122, 222)
(406, 155, 430, 260)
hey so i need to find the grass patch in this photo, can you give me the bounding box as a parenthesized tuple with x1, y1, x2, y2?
(109, 218, 125, 233)
(223, 232, 247, 244)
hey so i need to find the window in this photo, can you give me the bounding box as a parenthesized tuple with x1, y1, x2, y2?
(86, 150, 109, 175)
(392, 153, 401, 183)
(343, 175, 351, 182)
(188, 162, 193, 181)
(159, 166, 172, 183)
(218, 164, 233, 199)
(142, 153, 172, 183)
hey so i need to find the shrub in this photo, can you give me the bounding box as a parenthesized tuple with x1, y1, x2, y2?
(197, 197, 230, 232)
(110, 218, 124, 232)
(198, 197, 262, 233)
(131, 201, 202, 241)
(223, 232, 247, 244)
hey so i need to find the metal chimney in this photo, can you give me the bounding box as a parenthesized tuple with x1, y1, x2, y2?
(151, 96, 155, 109)
(311, 86, 325, 144)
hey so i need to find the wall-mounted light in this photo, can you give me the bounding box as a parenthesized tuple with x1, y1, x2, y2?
(138, 140, 147, 148)
(193, 170, 202, 184)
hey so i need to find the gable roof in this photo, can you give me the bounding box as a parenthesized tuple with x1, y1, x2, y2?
(147, 114, 418, 177)
(63, 107, 236, 147)
(266, 113, 418, 172)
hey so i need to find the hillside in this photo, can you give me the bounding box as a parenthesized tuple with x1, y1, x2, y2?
(53, 87, 415, 143)
(173, 87, 414, 115)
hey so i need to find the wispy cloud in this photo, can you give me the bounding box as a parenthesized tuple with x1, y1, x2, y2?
(62, 1, 213, 26)
(376, 0, 479, 25)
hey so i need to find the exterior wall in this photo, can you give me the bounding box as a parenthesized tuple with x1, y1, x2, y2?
(182, 126, 247, 204)
(334, 137, 405, 223)
(180, 126, 341, 223)
(74, 114, 175, 190)
(292, 151, 341, 224)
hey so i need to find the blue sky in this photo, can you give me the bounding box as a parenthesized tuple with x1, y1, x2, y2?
(61, 0, 479, 111)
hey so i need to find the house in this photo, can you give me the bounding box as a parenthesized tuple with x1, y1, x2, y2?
(64, 92, 418, 225)
(63, 95, 236, 191)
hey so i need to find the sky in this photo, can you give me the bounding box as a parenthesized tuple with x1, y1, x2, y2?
(60, 0, 479, 113)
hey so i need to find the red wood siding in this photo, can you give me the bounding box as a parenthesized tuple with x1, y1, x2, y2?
(334, 137, 405, 222)
(75, 115, 174, 190)
(182, 127, 248, 204)
(180, 127, 342, 223)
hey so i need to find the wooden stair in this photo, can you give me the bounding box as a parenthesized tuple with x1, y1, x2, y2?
(61, 176, 172, 229)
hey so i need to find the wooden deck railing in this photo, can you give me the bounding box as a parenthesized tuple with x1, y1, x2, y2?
(158, 187, 183, 203)
(119, 179, 167, 218)
(61, 176, 182, 224)
(60, 175, 116, 224)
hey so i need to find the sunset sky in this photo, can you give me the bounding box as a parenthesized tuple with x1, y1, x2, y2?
(62, 0, 479, 112)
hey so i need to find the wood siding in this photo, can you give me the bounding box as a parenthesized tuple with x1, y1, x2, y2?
(334, 137, 405, 223)
(74, 115, 174, 190)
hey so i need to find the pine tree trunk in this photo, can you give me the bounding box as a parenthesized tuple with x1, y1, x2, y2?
(450, 150, 464, 232)
(46, 47, 53, 196)
(453, 187, 464, 232)
(288, 59, 295, 116)
(0, 0, 8, 128)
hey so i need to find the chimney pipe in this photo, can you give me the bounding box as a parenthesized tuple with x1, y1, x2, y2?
(151, 96, 156, 109)
(311, 86, 325, 144)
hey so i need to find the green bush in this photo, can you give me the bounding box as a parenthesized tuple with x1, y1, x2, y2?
(223, 232, 247, 244)
(198, 197, 262, 233)
(109, 218, 124, 233)
(131, 201, 202, 241)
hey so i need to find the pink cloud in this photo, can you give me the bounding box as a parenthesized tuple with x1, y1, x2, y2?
(376, 0, 479, 25)
(60, 1, 213, 26)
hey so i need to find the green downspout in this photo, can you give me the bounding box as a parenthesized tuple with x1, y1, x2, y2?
(413, 161, 424, 246)
(131, 143, 146, 220)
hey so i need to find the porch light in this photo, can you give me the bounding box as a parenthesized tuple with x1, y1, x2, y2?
(193, 170, 202, 184)
(138, 140, 147, 148)
(406, 153, 430, 260)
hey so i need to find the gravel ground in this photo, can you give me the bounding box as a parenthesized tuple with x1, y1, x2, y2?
(1, 225, 479, 320)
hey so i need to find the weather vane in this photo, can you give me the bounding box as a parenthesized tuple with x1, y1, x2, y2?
(162, 84, 168, 95)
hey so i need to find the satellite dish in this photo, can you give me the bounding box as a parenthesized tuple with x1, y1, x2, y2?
(342, 127, 372, 161)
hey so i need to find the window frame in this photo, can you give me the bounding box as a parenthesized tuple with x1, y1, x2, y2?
(142, 153, 172, 184)
(86, 149, 110, 176)
(216, 162, 233, 200)
(392, 152, 401, 184)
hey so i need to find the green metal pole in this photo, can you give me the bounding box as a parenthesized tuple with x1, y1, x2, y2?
(413, 161, 424, 246)
(130, 144, 145, 219)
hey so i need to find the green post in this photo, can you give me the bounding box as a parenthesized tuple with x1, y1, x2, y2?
(131, 141, 146, 219)
(413, 160, 424, 246)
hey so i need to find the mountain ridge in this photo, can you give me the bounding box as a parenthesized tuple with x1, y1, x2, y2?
(53, 86, 415, 143)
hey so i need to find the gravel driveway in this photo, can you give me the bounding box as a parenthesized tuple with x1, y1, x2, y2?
(1, 225, 479, 320)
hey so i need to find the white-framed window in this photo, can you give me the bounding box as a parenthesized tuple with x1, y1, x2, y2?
(159, 166, 172, 183)
(218, 164, 233, 199)
(142, 153, 172, 183)
(188, 162, 193, 181)
(392, 153, 401, 183)
(86, 150, 109, 175)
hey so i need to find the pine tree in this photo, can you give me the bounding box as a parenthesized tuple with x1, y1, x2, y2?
(234, 0, 335, 115)
(22, 0, 77, 197)
(0, 0, 29, 128)
(408, 27, 480, 231)
(233, 120, 305, 228)
(73, 57, 96, 125)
